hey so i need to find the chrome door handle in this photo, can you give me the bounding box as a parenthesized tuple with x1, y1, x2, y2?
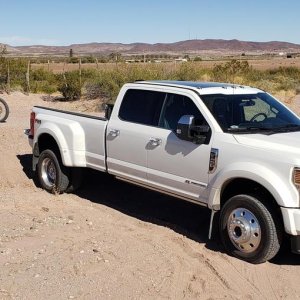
(149, 137, 162, 146)
(109, 129, 120, 137)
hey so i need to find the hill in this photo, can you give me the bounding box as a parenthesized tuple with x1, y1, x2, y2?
(3, 39, 300, 56)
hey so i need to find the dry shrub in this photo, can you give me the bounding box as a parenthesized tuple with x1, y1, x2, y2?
(274, 90, 296, 104)
(57, 71, 82, 100)
(212, 60, 251, 83)
(1, 58, 300, 104)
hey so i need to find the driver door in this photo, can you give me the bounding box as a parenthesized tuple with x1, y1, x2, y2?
(146, 93, 212, 202)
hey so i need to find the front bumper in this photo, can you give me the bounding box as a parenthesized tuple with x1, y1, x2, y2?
(280, 207, 300, 254)
(281, 207, 300, 235)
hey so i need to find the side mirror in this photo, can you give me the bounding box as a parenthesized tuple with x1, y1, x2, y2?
(104, 103, 114, 119)
(176, 115, 210, 144)
(176, 115, 195, 142)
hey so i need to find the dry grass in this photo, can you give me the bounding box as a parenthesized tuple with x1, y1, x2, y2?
(30, 57, 300, 74)
(274, 90, 297, 104)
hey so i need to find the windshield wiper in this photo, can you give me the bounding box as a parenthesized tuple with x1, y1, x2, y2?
(228, 124, 300, 134)
(227, 126, 274, 133)
(272, 124, 300, 133)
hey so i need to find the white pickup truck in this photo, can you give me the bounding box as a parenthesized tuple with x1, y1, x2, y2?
(25, 80, 300, 263)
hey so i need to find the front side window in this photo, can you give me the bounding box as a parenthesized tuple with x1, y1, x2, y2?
(119, 89, 165, 126)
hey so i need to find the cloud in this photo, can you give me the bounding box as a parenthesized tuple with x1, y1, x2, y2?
(0, 36, 60, 46)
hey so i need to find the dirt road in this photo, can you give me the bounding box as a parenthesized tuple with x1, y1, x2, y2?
(0, 92, 300, 299)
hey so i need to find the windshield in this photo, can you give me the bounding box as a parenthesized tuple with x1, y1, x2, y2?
(200, 93, 300, 134)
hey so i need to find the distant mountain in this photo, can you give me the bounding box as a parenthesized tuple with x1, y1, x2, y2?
(0, 43, 20, 53)
(131, 39, 300, 52)
(4, 39, 300, 56)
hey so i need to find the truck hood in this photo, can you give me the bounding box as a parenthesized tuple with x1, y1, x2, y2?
(234, 131, 300, 155)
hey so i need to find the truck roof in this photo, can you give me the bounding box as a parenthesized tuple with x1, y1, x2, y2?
(135, 80, 263, 95)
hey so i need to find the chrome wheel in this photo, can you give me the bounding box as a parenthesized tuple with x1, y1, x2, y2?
(41, 157, 57, 188)
(37, 150, 70, 194)
(227, 208, 261, 253)
(220, 195, 281, 263)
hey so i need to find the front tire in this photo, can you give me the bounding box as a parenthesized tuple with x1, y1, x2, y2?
(220, 194, 281, 264)
(37, 149, 70, 194)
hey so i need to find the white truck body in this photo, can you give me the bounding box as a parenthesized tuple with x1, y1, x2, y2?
(26, 80, 300, 263)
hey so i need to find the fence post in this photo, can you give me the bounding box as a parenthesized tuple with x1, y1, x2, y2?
(63, 61, 67, 88)
(79, 58, 82, 88)
(25, 60, 30, 94)
(7, 60, 10, 94)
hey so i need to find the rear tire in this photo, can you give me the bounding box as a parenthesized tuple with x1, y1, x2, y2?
(66, 168, 83, 193)
(0, 98, 9, 122)
(37, 149, 70, 194)
(220, 194, 282, 264)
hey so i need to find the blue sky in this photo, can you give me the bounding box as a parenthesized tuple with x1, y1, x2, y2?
(0, 0, 299, 46)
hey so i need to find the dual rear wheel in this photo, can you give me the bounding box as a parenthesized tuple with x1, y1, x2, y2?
(37, 149, 82, 194)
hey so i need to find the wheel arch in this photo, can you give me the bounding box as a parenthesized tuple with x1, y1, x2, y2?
(33, 120, 87, 169)
(220, 178, 282, 219)
(208, 163, 298, 208)
(213, 177, 285, 242)
(33, 132, 66, 170)
(37, 133, 62, 158)
(33, 123, 74, 170)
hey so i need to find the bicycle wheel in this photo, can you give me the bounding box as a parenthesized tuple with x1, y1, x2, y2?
(0, 98, 9, 122)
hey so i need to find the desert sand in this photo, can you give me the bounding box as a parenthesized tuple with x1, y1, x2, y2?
(0, 92, 300, 299)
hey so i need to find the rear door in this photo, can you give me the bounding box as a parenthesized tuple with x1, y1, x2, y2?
(106, 88, 165, 183)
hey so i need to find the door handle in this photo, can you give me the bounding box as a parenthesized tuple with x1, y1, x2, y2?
(149, 137, 162, 147)
(109, 129, 120, 137)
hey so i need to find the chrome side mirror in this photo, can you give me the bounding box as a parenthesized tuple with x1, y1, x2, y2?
(176, 115, 210, 144)
(176, 115, 195, 142)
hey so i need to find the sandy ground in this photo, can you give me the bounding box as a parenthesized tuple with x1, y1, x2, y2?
(0, 92, 300, 299)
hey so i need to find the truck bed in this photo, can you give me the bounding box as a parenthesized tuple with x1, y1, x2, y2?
(33, 106, 108, 171)
(34, 106, 107, 121)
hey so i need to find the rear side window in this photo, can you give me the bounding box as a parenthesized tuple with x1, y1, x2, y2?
(119, 89, 165, 126)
